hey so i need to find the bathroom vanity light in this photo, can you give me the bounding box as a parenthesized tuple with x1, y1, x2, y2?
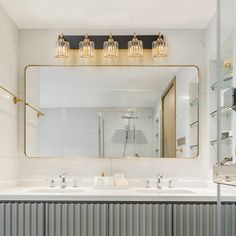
(152, 33, 168, 57)
(54, 33, 169, 58)
(54, 34, 70, 58)
(128, 33, 143, 57)
(103, 34, 119, 58)
(79, 33, 95, 58)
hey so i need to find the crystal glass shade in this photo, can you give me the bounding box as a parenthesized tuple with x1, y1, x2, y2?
(103, 34, 119, 58)
(54, 34, 70, 58)
(128, 33, 143, 57)
(79, 34, 95, 58)
(152, 33, 168, 57)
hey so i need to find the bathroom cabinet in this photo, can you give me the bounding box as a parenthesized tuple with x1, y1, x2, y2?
(0, 202, 235, 236)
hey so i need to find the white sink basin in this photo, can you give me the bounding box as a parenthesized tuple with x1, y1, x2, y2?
(27, 187, 87, 194)
(135, 188, 195, 194)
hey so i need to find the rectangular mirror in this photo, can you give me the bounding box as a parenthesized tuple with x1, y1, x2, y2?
(25, 66, 199, 158)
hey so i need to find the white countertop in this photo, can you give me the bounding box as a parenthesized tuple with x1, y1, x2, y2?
(0, 187, 218, 202)
(0, 179, 235, 202)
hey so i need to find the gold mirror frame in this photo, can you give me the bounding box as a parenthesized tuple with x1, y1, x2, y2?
(24, 64, 200, 159)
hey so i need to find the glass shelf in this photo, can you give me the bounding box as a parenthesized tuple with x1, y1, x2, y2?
(210, 136, 233, 145)
(209, 107, 232, 118)
(189, 120, 198, 128)
(190, 97, 199, 106)
(210, 68, 233, 90)
(189, 144, 198, 150)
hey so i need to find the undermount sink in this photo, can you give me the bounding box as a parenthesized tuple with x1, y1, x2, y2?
(135, 188, 196, 194)
(27, 187, 87, 194)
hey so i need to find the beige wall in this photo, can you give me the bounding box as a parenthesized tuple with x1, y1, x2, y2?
(18, 29, 209, 180)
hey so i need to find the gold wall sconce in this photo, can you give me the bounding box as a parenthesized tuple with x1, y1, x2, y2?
(54, 33, 70, 58)
(103, 33, 119, 58)
(152, 33, 168, 57)
(79, 33, 95, 58)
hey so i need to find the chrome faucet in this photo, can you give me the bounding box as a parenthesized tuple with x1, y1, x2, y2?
(58, 173, 67, 188)
(157, 173, 163, 189)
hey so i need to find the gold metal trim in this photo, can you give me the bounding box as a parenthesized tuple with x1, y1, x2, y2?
(0, 84, 23, 104)
(24, 64, 200, 160)
(25, 103, 45, 118)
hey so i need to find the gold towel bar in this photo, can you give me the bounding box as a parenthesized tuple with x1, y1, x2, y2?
(0, 84, 44, 118)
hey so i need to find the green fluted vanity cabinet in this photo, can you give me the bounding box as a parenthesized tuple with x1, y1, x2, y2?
(173, 204, 217, 236)
(45, 203, 108, 236)
(0, 202, 45, 236)
(0, 202, 235, 236)
(108, 204, 172, 236)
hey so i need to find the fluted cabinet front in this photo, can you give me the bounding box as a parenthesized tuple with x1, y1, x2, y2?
(45, 203, 108, 236)
(108, 203, 172, 236)
(0, 202, 45, 236)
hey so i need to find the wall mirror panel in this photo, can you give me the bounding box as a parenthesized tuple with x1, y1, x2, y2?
(25, 66, 199, 158)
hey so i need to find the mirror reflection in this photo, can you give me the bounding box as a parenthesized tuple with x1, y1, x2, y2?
(25, 66, 199, 158)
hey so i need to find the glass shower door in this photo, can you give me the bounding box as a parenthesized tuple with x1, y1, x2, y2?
(98, 108, 154, 158)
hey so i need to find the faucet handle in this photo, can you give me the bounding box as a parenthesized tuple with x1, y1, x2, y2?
(73, 179, 79, 188)
(157, 173, 164, 178)
(168, 179, 178, 188)
(48, 179, 55, 188)
(144, 179, 151, 188)
(59, 173, 66, 178)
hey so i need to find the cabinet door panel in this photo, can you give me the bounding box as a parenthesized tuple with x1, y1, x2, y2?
(109, 203, 172, 236)
(0, 202, 44, 236)
(45, 203, 108, 236)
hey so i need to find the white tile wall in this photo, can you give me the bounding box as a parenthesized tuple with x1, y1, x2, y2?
(0, 4, 218, 182)
(0, 4, 19, 181)
(18, 28, 211, 180)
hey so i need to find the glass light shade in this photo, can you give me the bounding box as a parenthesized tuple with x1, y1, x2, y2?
(128, 33, 143, 57)
(103, 34, 119, 58)
(54, 34, 70, 58)
(152, 33, 168, 57)
(79, 34, 95, 58)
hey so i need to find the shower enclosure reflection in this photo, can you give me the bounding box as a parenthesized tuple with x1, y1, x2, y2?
(25, 66, 199, 158)
(99, 109, 151, 158)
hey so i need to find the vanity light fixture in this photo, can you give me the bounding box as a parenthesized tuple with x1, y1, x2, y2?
(54, 33, 70, 58)
(152, 33, 168, 57)
(103, 33, 119, 58)
(79, 33, 95, 58)
(128, 33, 143, 57)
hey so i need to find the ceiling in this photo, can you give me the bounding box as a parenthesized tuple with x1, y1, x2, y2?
(0, 0, 216, 29)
